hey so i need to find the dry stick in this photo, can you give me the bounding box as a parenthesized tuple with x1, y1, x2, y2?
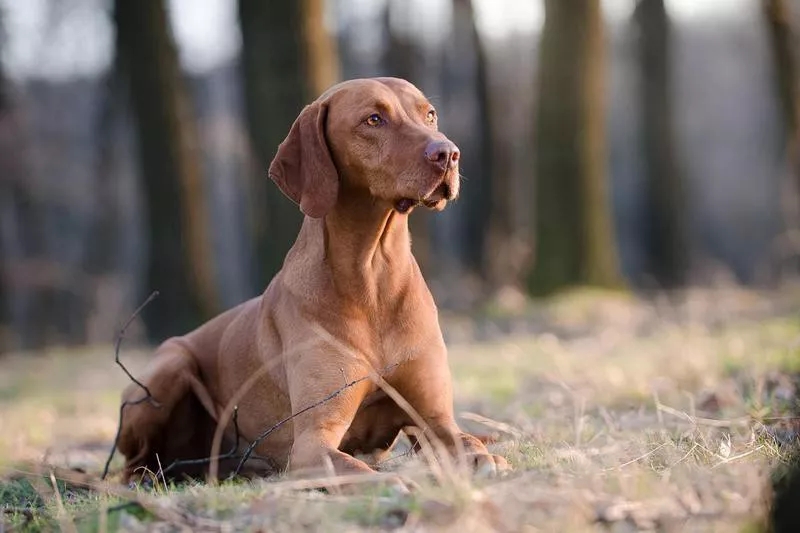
(101, 397, 152, 480)
(228, 324, 417, 478)
(232, 370, 386, 477)
(101, 291, 161, 480)
(113, 291, 160, 395)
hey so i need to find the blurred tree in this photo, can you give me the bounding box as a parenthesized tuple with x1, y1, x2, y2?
(88, 64, 120, 283)
(450, 0, 493, 282)
(114, 0, 219, 340)
(0, 6, 8, 350)
(0, 7, 6, 114)
(529, 0, 620, 294)
(381, 0, 433, 271)
(762, 0, 800, 272)
(382, 1, 417, 82)
(239, 0, 339, 286)
(764, 0, 800, 192)
(0, 6, 5, 329)
(0, 6, 49, 351)
(635, 0, 689, 287)
(302, 0, 340, 98)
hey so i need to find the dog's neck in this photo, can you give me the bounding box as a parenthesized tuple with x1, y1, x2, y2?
(325, 191, 412, 270)
(284, 187, 412, 305)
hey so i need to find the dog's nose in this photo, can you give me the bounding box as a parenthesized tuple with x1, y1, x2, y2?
(424, 140, 460, 172)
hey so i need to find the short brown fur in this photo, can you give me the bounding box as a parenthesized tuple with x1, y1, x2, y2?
(118, 77, 508, 488)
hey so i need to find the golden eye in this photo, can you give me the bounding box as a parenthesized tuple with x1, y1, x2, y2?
(426, 109, 437, 123)
(366, 113, 383, 127)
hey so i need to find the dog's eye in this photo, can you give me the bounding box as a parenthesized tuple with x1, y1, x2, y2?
(426, 109, 437, 123)
(365, 113, 384, 127)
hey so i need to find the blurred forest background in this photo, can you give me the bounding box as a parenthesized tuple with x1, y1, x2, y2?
(0, 0, 799, 353)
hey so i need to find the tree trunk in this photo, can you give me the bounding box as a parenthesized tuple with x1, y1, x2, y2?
(765, 0, 800, 145)
(451, 0, 493, 281)
(114, 0, 218, 341)
(381, 1, 433, 272)
(635, 0, 689, 287)
(764, 0, 800, 279)
(0, 10, 7, 350)
(302, 0, 340, 98)
(239, 0, 339, 287)
(529, 0, 620, 294)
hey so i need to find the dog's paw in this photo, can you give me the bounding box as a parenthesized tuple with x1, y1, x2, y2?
(468, 453, 511, 478)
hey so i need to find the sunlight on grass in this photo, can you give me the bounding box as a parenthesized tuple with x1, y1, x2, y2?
(0, 288, 798, 531)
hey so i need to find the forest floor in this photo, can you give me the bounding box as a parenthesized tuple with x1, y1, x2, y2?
(1, 285, 800, 532)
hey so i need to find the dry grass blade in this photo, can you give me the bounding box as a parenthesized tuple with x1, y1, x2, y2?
(37, 467, 225, 531)
(309, 323, 469, 486)
(207, 336, 325, 481)
(605, 442, 670, 471)
(49, 470, 78, 533)
(656, 401, 751, 428)
(260, 471, 404, 492)
(460, 412, 524, 438)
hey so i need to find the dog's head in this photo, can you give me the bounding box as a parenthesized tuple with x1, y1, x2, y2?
(268, 77, 460, 218)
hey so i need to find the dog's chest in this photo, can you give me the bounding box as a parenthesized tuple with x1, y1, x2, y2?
(367, 306, 440, 368)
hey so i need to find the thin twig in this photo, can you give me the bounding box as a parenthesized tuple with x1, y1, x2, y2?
(101, 291, 160, 480)
(233, 361, 403, 477)
(233, 373, 374, 476)
(102, 396, 152, 480)
(712, 445, 765, 468)
(314, 325, 466, 483)
(208, 337, 320, 482)
(375, 448, 416, 467)
(309, 324, 460, 484)
(606, 442, 670, 471)
(114, 291, 160, 397)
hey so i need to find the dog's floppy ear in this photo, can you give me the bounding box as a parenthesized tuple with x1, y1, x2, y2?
(268, 100, 338, 218)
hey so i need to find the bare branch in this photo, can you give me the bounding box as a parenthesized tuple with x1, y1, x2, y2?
(113, 291, 160, 397)
(102, 291, 160, 480)
(233, 362, 401, 477)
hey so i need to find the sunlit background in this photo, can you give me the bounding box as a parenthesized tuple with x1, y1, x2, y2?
(3, 2, 800, 530)
(0, 0, 798, 350)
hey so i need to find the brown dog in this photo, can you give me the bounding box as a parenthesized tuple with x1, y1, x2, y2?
(117, 77, 508, 488)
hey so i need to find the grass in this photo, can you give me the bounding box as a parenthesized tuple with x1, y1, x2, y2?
(1, 285, 799, 531)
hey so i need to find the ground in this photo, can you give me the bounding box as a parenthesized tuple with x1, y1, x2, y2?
(1, 286, 799, 532)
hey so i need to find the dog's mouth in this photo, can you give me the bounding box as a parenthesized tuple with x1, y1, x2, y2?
(394, 181, 454, 214)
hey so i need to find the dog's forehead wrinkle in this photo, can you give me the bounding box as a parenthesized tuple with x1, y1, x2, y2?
(325, 80, 431, 126)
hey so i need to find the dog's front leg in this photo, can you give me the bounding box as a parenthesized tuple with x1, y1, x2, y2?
(285, 367, 411, 492)
(392, 346, 510, 477)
